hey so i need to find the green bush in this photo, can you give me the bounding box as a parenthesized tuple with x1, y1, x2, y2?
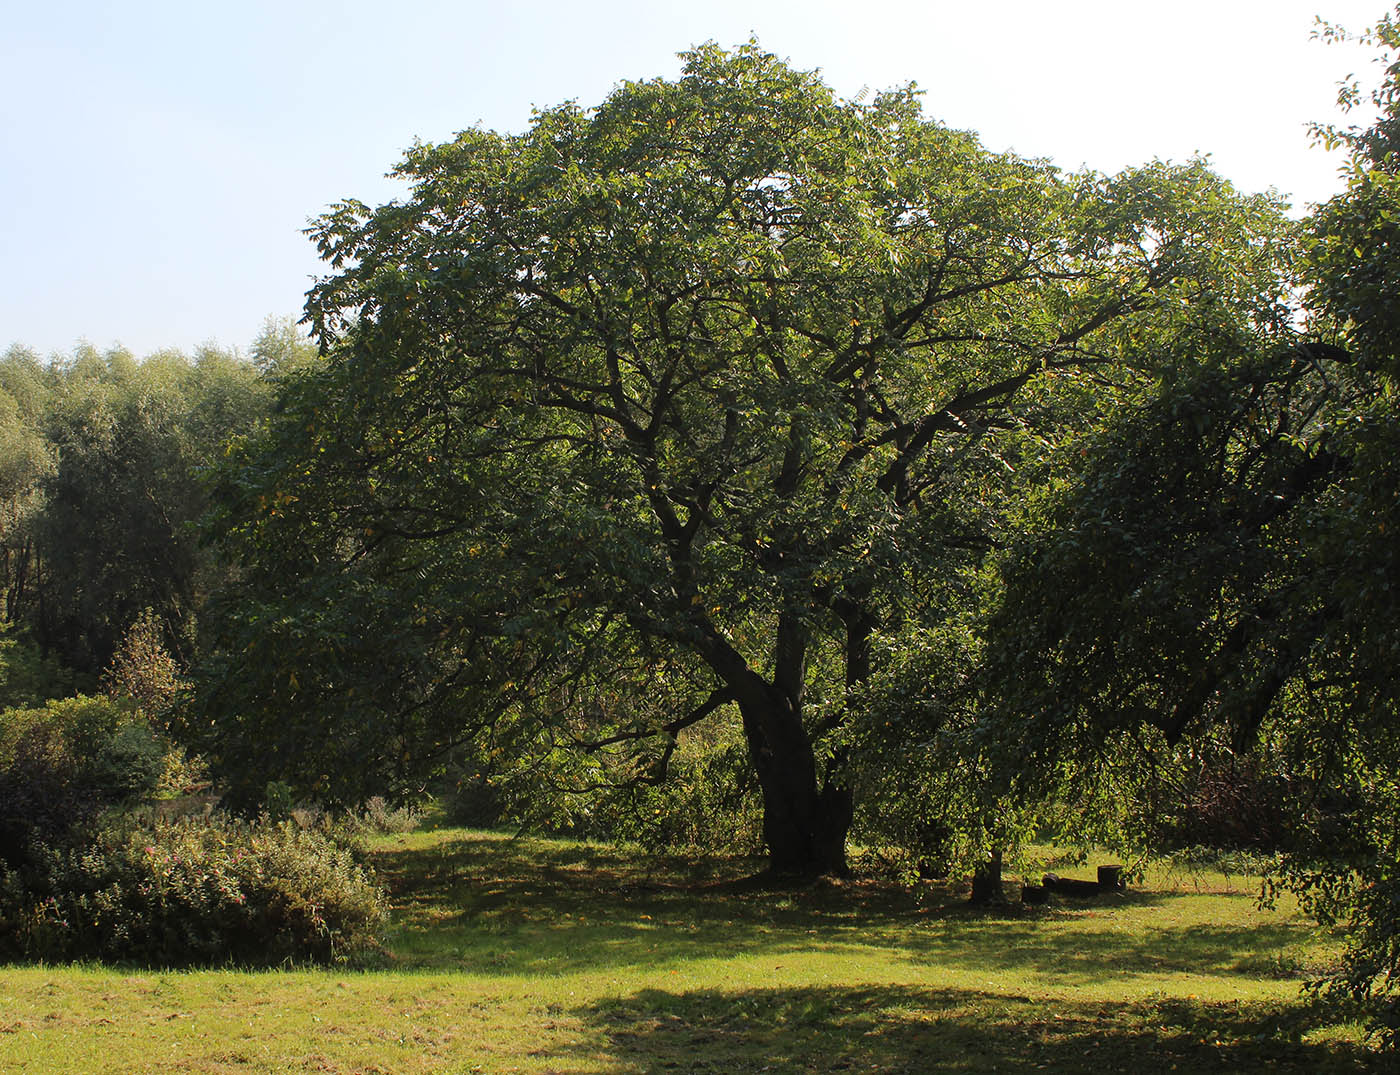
(1, 694, 165, 799)
(0, 815, 387, 966)
(0, 725, 97, 869)
(0, 694, 165, 867)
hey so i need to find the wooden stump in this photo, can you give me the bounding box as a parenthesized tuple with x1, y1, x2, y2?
(1097, 864, 1125, 892)
(968, 847, 1005, 905)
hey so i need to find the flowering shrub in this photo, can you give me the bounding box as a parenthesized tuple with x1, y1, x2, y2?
(0, 815, 387, 966)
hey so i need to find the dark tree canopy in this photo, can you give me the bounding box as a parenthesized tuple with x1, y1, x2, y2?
(981, 7, 1400, 1042)
(199, 43, 1291, 875)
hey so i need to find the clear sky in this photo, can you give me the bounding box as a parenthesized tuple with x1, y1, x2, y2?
(0, 1, 1389, 358)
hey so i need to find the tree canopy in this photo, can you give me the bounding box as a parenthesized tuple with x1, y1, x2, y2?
(198, 42, 1293, 876)
(979, 8, 1400, 1043)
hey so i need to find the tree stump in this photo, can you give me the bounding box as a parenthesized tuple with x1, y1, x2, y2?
(1097, 864, 1125, 892)
(969, 847, 1005, 904)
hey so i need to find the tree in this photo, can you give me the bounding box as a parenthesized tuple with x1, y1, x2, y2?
(34, 345, 269, 673)
(0, 347, 55, 627)
(250, 315, 319, 378)
(200, 43, 1291, 875)
(980, 7, 1400, 1041)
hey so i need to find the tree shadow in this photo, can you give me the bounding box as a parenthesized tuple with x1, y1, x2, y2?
(561, 983, 1382, 1073)
(370, 832, 1321, 991)
(886, 910, 1314, 986)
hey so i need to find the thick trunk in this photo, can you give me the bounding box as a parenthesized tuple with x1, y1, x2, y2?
(696, 611, 852, 877)
(735, 679, 852, 877)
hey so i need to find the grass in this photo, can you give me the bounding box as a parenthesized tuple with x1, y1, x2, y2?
(0, 826, 1385, 1073)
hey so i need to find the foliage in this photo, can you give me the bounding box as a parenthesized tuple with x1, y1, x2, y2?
(0, 814, 387, 967)
(200, 42, 1292, 875)
(0, 344, 274, 679)
(848, 613, 1005, 882)
(975, 6, 1400, 1046)
(1290, 11, 1400, 1045)
(36, 346, 271, 672)
(0, 349, 54, 628)
(250, 314, 320, 378)
(434, 707, 762, 853)
(0, 621, 86, 709)
(0, 694, 165, 868)
(588, 741, 764, 855)
(103, 607, 188, 723)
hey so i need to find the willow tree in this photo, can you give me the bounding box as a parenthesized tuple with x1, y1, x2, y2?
(201, 43, 1289, 875)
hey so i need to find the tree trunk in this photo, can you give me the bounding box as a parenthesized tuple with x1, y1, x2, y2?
(969, 846, 1005, 904)
(737, 686, 852, 877)
(697, 615, 852, 877)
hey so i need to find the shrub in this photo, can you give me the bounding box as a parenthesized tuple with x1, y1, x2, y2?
(2, 694, 165, 800)
(0, 725, 97, 868)
(0, 694, 165, 867)
(333, 796, 420, 838)
(102, 608, 185, 724)
(0, 815, 387, 966)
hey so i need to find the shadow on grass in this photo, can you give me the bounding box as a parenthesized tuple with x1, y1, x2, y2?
(562, 984, 1382, 1073)
(370, 832, 1318, 988)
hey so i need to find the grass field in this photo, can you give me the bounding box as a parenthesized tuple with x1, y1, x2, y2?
(0, 825, 1385, 1073)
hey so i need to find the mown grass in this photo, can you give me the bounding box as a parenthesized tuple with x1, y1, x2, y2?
(0, 826, 1385, 1073)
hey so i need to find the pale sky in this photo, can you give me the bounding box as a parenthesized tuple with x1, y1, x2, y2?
(1, 1, 1390, 358)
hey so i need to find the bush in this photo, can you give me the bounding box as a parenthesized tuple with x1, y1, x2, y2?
(1, 694, 165, 799)
(0, 725, 98, 868)
(288, 796, 421, 849)
(0, 815, 387, 966)
(0, 695, 167, 868)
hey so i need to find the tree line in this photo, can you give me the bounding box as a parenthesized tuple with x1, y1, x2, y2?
(0, 320, 314, 692)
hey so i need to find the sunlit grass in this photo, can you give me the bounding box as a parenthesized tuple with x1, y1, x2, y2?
(0, 826, 1383, 1073)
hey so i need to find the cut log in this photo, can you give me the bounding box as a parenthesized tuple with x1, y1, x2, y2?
(1042, 872, 1103, 897)
(1021, 883, 1049, 905)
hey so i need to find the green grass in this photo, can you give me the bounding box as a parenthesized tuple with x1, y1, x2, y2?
(0, 826, 1385, 1073)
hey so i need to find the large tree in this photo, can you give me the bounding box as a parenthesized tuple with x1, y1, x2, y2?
(200, 43, 1289, 875)
(981, 8, 1400, 1043)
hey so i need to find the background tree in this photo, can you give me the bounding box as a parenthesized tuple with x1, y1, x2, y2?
(34, 345, 270, 673)
(0, 347, 56, 629)
(250, 315, 319, 378)
(200, 43, 1291, 876)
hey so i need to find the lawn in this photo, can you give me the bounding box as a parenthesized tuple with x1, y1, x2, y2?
(0, 826, 1384, 1073)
